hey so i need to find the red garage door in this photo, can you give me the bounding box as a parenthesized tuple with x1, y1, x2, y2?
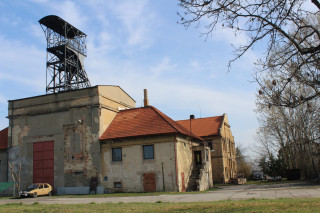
(33, 141, 54, 187)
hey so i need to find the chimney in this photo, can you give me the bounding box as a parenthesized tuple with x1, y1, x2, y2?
(143, 89, 149, 107)
(190, 114, 195, 132)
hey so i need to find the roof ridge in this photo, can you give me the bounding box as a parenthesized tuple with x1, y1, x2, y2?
(176, 115, 223, 122)
(117, 106, 146, 112)
(150, 106, 203, 141)
(149, 106, 179, 132)
(100, 106, 203, 141)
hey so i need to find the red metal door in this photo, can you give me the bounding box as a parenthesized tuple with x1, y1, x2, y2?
(33, 141, 54, 187)
(143, 173, 156, 192)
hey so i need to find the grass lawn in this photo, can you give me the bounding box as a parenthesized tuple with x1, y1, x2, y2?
(1, 198, 320, 212)
(1, 189, 219, 200)
(57, 190, 212, 198)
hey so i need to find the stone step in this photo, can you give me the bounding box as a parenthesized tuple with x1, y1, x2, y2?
(187, 167, 201, 192)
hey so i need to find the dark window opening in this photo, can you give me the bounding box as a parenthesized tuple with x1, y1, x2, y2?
(194, 151, 202, 166)
(207, 141, 213, 150)
(206, 149, 209, 161)
(143, 145, 154, 160)
(114, 182, 122, 188)
(112, 147, 122, 162)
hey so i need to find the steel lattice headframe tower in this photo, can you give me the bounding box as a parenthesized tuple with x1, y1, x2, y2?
(39, 15, 91, 94)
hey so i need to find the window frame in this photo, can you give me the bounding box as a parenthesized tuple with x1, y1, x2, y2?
(143, 144, 154, 160)
(112, 147, 122, 162)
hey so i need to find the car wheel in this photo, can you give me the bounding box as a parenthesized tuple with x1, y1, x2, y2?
(33, 192, 37, 198)
(49, 191, 52, 196)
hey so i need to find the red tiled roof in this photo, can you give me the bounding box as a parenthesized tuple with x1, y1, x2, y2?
(176, 116, 224, 137)
(0, 127, 8, 150)
(100, 106, 203, 141)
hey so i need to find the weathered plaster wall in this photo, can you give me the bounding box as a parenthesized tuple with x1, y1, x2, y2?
(211, 137, 224, 183)
(8, 92, 101, 190)
(176, 137, 194, 192)
(101, 136, 177, 192)
(98, 86, 135, 137)
(63, 122, 100, 186)
(7, 86, 135, 193)
(206, 114, 237, 183)
(197, 146, 213, 191)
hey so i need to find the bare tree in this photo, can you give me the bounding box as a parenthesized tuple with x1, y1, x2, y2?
(256, 94, 320, 178)
(8, 162, 21, 196)
(179, 0, 320, 107)
(236, 146, 253, 178)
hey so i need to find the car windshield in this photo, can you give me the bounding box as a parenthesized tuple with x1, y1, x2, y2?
(27, 184, 39, 190)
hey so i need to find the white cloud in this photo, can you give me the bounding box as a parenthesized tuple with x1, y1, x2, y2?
(189, 61, 202, 71)
(212, 27, 248, 47)
(28, 23, 45, 40)
(198, 14, 249, 48)
(54, 1, 87, 29)
(302, 1, 319, 12)
(234, 128, 258, 153)
(0, 36, 44, 90)
(150, 57, 177, 77)
(27, 0, 48, 3)
(105, 0, 157, 48)
(0, 94, 7, 104)
(0, 15, 18, 26)
(32, 0, 87, 30)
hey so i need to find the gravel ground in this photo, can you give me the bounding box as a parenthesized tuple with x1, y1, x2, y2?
(1, 182, 319, 205)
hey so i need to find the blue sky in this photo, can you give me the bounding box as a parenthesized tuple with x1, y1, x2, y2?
(0, 0, 260, 151)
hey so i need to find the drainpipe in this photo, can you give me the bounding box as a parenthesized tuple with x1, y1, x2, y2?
(174, 134, 178, 191)
(90, 90, 94, 126)
(9, 100, 13, 147)
(161, 162, 165, 191)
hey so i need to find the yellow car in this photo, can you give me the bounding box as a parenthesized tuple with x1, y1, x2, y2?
(19, 183, 53, 198)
